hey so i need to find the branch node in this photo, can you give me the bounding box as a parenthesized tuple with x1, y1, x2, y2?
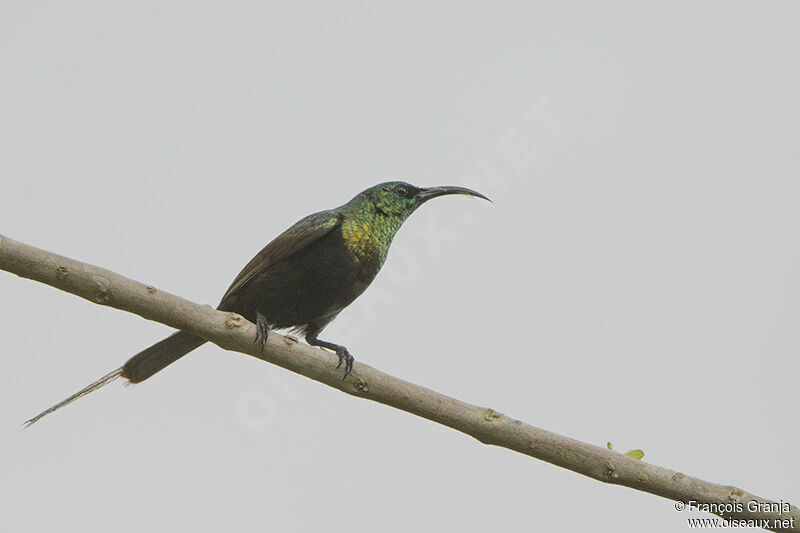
(145, 285, 158, 294)
(225, 312, 246, 329)
(90, 276, 114, 304)
(483, 408, 502, 422)
(56, 266, 70, 279)
(603, 464, 619, 480)
(727, 487, 745, 502)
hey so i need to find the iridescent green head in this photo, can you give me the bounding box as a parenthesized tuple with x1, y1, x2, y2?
(351, 181, 491, 219)
(339, 181, 490, 265)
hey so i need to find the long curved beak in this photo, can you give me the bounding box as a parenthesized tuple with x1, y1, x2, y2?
(415, 186, 492, 204)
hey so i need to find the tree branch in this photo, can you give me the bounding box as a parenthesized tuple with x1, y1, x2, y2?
(1, 233, 796, 532)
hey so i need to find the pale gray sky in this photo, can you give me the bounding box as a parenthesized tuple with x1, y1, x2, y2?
(1, 2, 798, 532)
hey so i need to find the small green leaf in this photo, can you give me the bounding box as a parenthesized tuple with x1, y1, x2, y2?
(606, 442, 614, 450)
(625, 449, 645, 460)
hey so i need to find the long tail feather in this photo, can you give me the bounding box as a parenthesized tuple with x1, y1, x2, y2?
(23, 331, 207, 427)
(23, 367, 123, 428)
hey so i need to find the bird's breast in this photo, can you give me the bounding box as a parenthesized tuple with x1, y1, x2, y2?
(340, 218, 395, 267)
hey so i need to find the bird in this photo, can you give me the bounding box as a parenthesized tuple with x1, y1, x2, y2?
(24, 181, 490, 426)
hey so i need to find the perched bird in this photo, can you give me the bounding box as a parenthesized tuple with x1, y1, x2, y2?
(24, 181, 490, 426)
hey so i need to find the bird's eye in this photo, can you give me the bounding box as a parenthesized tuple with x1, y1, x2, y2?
(395, 186, 408, 196)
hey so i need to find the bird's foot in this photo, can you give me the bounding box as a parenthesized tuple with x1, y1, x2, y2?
(253, 311, 270, 353)
(334, 346, 354, 379)
(305, 335, 355, 379)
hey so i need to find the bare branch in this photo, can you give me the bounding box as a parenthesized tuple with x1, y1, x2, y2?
(1, 233, 797, 532)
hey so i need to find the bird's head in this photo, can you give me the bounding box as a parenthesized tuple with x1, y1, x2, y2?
(354, 181, 491, 220)
(339, 181, 490, 265)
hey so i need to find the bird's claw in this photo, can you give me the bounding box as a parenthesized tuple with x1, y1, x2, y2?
(306, 334, 355, 379)
(335, 347, 354, 379)
(253, 311, 270, 354)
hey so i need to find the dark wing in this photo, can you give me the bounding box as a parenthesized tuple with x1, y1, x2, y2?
(220, 210, 343, 303)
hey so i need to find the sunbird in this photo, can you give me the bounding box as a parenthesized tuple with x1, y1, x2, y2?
(25, 181, 490, 426)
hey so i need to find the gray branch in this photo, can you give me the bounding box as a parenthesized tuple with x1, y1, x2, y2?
(1, 233, 796, 532)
